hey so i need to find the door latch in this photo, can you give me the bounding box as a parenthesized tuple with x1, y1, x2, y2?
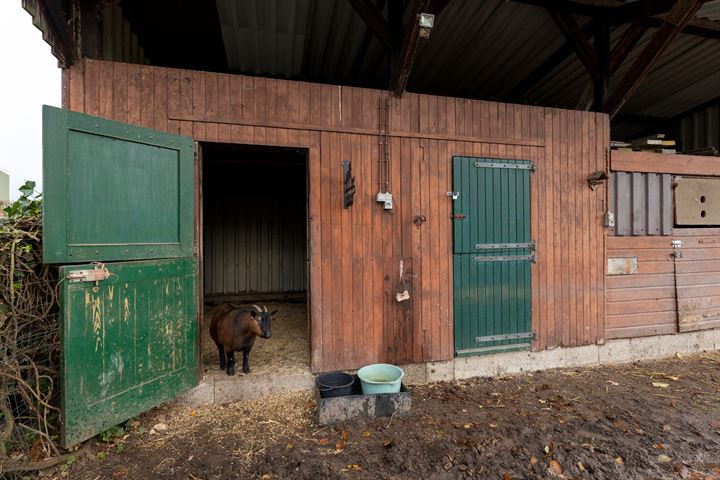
(66, 263, 111, 284)
(450, 213, 466, 220)
(446, 191, 459, 200)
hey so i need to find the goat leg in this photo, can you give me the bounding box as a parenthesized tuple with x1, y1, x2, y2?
(218, 345, 227, 370)
(226, 351, 236, 376)
(242, 350, 251, 374)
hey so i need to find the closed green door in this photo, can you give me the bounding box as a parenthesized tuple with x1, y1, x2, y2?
(453, 157, 534, 356)
(43, 106, 197, 447)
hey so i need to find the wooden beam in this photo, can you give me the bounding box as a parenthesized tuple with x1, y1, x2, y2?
(390, 0, 450, 96)
(41, 0, 76, 65)
(606, 0, 677, 25)
(79, 0, 102, 59)
(507, 21, 595, 99)
(612, 150, 720, 176)
(347, 0, 392, 49)
(547, 9, 600, 82)
(593, 19, 610, 112)
(606, 0, 706, 118)
(609, 24, 648, 75)
(350, 0, 387, 80)
(512, 0, 603, 17)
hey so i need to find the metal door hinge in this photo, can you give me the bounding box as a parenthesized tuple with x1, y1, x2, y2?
(474, 161, 535, 172)
(475, 331, 535, 343)
(473, 254, 535, 263)
(475, 241, 535, 250)
(447, 191, 459, 200)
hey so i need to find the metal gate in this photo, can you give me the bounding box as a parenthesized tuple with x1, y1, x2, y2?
(452, 157, 534, 356)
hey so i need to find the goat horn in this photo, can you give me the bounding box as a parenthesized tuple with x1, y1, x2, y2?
(264, 305, 268, 312)
(251, 305, 263, 313)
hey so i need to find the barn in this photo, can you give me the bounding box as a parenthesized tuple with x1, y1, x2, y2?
(26, 0, 720, 447)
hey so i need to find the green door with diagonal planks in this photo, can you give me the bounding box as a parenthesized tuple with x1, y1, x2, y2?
(43, 106, 198, 447)
(453, 157, 534, 356)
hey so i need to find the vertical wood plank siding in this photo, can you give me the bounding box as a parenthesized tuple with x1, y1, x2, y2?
(65, 59, 608, 372)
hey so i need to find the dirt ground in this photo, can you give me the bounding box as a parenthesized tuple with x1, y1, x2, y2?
(49, 351, 720, 480)
(202, 301, 310, 375)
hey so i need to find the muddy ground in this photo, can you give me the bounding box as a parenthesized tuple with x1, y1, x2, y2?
(46, 352, 720, 479)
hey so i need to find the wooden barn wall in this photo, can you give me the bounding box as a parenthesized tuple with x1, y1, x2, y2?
(63, 59, 608, 372)
(606, 230, 720, 339)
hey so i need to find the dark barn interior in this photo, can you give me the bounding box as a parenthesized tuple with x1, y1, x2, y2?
(201, 144, 310, 374)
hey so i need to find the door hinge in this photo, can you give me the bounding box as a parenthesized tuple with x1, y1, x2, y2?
(475, 331, 535, 343)
(474, 161, 535, 172)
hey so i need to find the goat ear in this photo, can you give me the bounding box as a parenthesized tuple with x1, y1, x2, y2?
(270, 309, 278, 316)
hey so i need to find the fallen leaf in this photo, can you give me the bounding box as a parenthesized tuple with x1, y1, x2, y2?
(663, 425, 672, 432)
(362, 431, 371, 437)
(671, 399, 679, 408)
(187, 455, 194, 461)
(538, 399, 547, 404)
(657, 454, 672, 463)
(111, 469, 128, 478)
(489, 423, 498, 429)
(190, 410, 197, 417)
(444, 462, 452, 471)
(673, 463, 689, 478)
(345, 464, 363, 471)
(615, 456, 624, 465)
(318, 438, 329, 446)
(607, 380, 619, 386)
(151, 423, 168, 432)
(548, 460, 562, 475)
(383, 439, 394, 448)
(335, 439, 346, 452)
(286, 442, 295, 449)
(341, 430, 349, 441)
(653, 443, 665, 450)
(665, 375, 680, 381)
(260, 475, 271, 480)
(578, 461, 586, 471)
(652, 382, 670, 388)
(28, 438, 43, 462)
(544, 445, 551, 454)
(464, 423, 473, 429)
(675, 352, 683, 359)
(503, 473, 512, 480)
(530, 456, 538, 465)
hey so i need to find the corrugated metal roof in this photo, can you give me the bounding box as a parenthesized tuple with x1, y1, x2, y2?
(214, 0, 720, 126)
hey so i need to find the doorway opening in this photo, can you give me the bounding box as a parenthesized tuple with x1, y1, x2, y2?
(200, 143, 310, 376)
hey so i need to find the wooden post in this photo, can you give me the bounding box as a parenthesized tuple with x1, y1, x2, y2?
(593, 19, 610, 112)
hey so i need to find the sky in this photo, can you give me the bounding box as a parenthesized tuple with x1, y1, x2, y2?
(0, 1, 61, 200)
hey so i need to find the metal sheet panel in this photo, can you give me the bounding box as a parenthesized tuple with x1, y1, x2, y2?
(611, 171, 672, 236)
(203, 157, 307, 295)
(452, 157, 533, 355)
(60, 258, 197, 447)
(675, 177, 720, 225)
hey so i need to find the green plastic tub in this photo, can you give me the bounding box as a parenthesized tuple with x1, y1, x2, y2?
(356, 364, 405, 394)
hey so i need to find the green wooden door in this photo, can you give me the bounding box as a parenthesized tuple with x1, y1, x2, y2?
(453, 157, 534, 356)
(43, 106, 198, 447)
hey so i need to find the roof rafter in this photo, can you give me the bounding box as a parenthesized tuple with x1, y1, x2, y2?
(347, 0, 392, 49)
(606, 0, 707, 118)
(547, 9, 600, 82)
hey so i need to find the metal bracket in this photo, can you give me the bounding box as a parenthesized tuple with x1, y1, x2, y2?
(66, 265, 111, 283)
(475, 241, 535, 250)
(473, 254, 535, 263)
(474, 161, 535, 172)
(446, 191, 459, 200)
(475, 331, 535, 343)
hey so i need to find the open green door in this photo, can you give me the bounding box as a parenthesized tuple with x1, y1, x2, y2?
(43, 106, 197, 448)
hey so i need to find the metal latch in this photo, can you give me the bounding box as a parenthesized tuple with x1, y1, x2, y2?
(450, 214, 466, 220)
(447, 191, 459, 200)
(66, 263, 111, 284)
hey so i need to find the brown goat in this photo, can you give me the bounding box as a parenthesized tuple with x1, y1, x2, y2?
(209, 303, 277, 375)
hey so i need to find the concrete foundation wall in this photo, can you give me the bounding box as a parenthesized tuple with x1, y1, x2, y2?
(178, 328, 720, 406)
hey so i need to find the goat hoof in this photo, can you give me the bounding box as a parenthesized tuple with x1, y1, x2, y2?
(227, 367, 235, 376)
(243, 366, 251, 374)
(219, 363, 226, 370)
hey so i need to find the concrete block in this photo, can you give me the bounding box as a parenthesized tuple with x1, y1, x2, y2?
(521, 348, 566, 372)
(454, 355, 497, 380)
(174, 380, 215, 406)
(426, 361, 454, 383)
(599, 338, 634, 364)
(399, 362, 428, 385)
(563, 345, 599, 368)
(687, 329, 717, 352)
(630, 334, 688, 360)
(214, 372, 314, 404)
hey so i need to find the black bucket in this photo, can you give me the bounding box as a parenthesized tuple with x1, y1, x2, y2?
(316, 372, 354, 398)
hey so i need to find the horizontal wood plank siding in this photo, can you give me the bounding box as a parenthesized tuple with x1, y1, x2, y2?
(65, 59, 608, 372)
(606, 229, 720, 339)
(611, 150, 720, 176)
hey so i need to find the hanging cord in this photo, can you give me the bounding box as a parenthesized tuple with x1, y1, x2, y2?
(396, 259, 409, 302)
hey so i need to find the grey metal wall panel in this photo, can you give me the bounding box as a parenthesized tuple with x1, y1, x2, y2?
(679, 102, 720, 154)
(611, 171, 672, 236)
(203, 157, 307, 296)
